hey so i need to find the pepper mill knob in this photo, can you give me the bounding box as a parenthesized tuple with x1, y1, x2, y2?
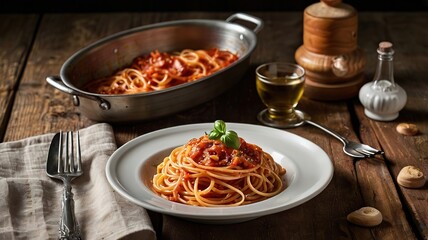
(321, 0, 342, 7)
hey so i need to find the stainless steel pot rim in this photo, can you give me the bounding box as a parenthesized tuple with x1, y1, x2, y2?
(60, 16, 259, 98)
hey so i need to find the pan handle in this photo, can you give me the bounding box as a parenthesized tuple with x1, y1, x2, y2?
(226, 13, 264, 34)
(46, 76, 111, 110)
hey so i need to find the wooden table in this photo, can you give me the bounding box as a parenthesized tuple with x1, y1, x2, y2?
(1, 11, 427, 240)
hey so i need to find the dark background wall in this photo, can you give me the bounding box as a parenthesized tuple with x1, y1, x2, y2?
(1, 0, 428, 13)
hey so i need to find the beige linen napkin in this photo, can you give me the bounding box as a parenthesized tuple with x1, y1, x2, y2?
(0, 123, 156, 240)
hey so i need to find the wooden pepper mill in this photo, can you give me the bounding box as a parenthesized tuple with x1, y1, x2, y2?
(295, 0, 366, 100)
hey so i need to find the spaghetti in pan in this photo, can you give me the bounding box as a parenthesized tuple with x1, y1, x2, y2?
(152, 121, 286, 207)
(84, 48, 238, 95)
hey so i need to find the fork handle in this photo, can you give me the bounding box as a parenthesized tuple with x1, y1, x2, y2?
(59, 181, 81, 240)
(304, 120, 348, 144)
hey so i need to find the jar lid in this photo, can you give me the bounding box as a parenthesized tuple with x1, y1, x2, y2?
(306, 0, 355, 19)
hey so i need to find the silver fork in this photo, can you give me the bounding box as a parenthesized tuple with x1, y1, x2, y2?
(47, 131, 83, 239)
(304, 120, 384, 158)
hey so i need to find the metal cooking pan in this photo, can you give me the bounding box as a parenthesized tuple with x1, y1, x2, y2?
(46, 13, 263, 122)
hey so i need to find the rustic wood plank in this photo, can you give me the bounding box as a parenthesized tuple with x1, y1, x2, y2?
(356, 12, 428, 239)
(0, 14, 39, 141)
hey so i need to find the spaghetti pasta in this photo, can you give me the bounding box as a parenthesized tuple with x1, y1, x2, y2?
(83, 48, 239, 95)
(152, 135, 286, 207)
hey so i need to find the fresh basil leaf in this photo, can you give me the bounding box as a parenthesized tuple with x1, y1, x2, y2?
(227, 130, 238, 137)
(214, 120, 226, 134)
(208, 130, 222, 140)
(222, 131, 241, 149)
(210, 120, 241, 149)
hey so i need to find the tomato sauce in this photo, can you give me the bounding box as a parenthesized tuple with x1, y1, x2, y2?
(186, 135, 262, 169)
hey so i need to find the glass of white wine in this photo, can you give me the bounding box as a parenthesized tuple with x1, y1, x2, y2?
(256, 62, 307, 128)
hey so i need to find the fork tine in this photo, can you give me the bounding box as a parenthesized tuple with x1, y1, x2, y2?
(344, 148, 366, 158)
(354, 145, 384, 158)
(63, 132, 70, 173)
(354, 148, 374, 157)
(349, 152, 366, 158)
(68, 131, 75, 173)
(58, 131, 63, 173)
(362, 144, 384, 155)
(76, 131, 82, 172)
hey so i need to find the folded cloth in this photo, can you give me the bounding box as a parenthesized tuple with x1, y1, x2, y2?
(0, 123, 156, 240)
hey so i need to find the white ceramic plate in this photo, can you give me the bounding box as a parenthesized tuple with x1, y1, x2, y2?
(106, 123, 333, 224)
